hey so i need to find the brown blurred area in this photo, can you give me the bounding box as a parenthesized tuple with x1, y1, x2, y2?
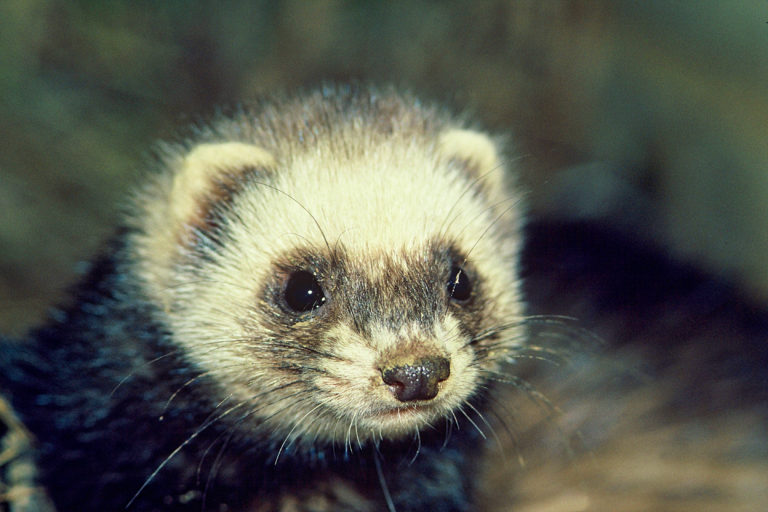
(1, 1, 767, 335)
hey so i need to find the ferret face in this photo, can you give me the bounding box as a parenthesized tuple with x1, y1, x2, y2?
(130, 88, 524, 448)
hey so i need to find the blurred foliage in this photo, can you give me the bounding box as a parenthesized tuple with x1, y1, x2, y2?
(1, 0, 767, 334)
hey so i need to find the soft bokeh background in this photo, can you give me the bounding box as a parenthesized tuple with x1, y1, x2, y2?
(1, 0, 767, 335)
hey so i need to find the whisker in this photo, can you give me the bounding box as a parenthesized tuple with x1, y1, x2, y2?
(462, 194, 528, 263)
(457, 406, 486, 440)
(249, 181, 332, 255)
(465, 400, 503, 455)
(354, 416, 363, 449)
(486, 392, 525, 460)
(274, 403, 324, 465)
(373, 448, 397, 512)
(110, 351, 178, 396)
(127, 398, 246, 508)
(162, 371, 213, 415)
(438, 161, 507, 240)
(441, 414, 454, 450)
(203, 427, 238, 510)
(408, 428, 422, 466)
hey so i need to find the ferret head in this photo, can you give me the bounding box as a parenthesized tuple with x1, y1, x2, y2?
(130, 86, 524, 449)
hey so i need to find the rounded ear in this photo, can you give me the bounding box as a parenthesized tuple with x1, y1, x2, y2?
(437, 129, 505, 193)
(169, 142, 276, 227)
(133, 141, 277, 305)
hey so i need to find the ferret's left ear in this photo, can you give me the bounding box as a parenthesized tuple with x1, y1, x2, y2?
(438, 129, 505, 192)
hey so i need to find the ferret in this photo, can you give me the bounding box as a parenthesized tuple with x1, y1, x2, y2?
(6, 85, 768, 512)
(0, 84, 526, 511)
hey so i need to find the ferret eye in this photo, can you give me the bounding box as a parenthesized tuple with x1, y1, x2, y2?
(447, 266, 472, 302)
(284, 271, 326, 312)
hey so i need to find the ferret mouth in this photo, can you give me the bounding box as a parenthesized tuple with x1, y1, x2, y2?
(377, 406, 420, 417)
(370, 402, 438, 420)
(358, 403, 448, 438)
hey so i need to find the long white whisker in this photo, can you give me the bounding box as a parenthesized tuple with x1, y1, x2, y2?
(458, 406, 486, 440)
(274, 403, 323, 465)
(465, 401, 503, 455)
(127, 399, 246, 508)
(373, 448, 397, 512)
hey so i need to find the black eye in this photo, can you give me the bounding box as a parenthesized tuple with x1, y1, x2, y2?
(284, 271, 326, 313)
(447, 266, 472, 302)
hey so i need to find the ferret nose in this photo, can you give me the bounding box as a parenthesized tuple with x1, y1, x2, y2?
(381, 356, 451, 402)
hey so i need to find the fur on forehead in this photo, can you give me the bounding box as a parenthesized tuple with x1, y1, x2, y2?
(129, 86, 519, 305)
(229, 141, 503, 264)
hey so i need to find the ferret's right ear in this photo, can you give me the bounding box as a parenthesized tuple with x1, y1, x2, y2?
(169, 142, 277, 229)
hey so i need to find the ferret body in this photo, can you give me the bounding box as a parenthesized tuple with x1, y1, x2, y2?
(0, 85, 525, 511)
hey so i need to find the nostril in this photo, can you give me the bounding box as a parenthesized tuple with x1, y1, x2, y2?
(381, 356, 450, 402)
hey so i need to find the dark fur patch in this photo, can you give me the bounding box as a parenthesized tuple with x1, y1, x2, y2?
(253, 239, 492, 361)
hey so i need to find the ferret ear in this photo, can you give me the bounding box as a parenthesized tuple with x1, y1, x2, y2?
(169, 142, 276, 229)
(134, 141, 277, 308)
(438, 129, 505, 192)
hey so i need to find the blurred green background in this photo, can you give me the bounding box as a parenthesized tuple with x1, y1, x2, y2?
(1, 0, 767, 335)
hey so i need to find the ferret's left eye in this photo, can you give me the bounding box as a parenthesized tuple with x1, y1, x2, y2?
(447, 266, 472, 302)
(284, 270, 327, 312)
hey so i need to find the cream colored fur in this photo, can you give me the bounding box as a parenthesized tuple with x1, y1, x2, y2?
(128, 95, 524, 444)
(170, 142, 276, 225)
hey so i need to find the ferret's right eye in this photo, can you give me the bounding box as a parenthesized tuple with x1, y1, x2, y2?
(283, 270, 327, 313)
